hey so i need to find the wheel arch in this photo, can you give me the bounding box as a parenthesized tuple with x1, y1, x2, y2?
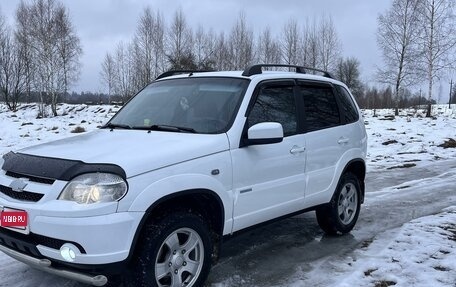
(341, 158, 366, 203)
(126, 188, 225, 263)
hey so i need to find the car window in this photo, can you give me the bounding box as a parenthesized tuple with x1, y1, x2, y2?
(108, 77, 249, 134)
(299, 85, 340, 132)
(335, 85, 359, 124)
(248, 84, 297, 137)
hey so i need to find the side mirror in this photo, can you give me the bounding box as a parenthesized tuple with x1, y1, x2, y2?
(247, 122, 284, 145)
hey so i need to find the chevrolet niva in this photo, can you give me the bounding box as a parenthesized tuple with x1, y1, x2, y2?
(0, 64, 367, 286)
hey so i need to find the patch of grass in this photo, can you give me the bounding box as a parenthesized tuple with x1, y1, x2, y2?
(387, 163, 416, 170)
(397, 151, 426, 155)
(382, 140, 398, 145)
(374, 280, 396, 287)
(364, 268, 377, 276)
(440, 223, 456, 241)
(438, 138, 456, 149)
(433, 266, 450, 272)
(379, 115, 395, 121)
(71, 126, 86, 133)
(361, 239, 373, 248)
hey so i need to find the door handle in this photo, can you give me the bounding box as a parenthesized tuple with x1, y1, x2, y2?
(290, 145, 306, 155)
(338, 137, 349, 144)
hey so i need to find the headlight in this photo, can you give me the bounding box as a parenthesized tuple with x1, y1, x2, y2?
(58, 173, 127, 204)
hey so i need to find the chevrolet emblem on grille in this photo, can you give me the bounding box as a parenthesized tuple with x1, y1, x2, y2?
(9, 179, 28, 193)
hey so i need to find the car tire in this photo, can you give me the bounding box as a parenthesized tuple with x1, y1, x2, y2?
(125, 212, 213, 287)
(316, 172, 361, 235)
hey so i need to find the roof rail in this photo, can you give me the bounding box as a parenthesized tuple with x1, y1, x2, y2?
(155, 70, 214, 80)
(242, 64, 334, 79)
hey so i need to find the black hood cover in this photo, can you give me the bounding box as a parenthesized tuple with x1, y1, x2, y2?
(2, 152, 127, 181)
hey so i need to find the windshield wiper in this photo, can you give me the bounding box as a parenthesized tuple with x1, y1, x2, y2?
(133, 124, 197, 133)
(101, 123, 132, 130)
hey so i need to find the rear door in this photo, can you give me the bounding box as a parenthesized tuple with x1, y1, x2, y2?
(297, 81, 347, 205)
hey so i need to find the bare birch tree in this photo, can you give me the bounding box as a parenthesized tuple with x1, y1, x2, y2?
(419, 0, 456, 116)
(318, 15, 341, 72)
(15, 2, 35, 103)
(15, 0, 82, 116)
(335, 57, 364, 97)
(0, 12, 27, 111)
(167, 8, 195, 70)
(377, 0, 422, 115)
(301, 18, 320, 69)
(100, 52, 115, 103)
(257, 27, 281, 64)
(113, 42, 135, 102)
(229, 12, 254, 70)
(213, 32, 231, 70)
(133, 7, 166, 86)
(193, 26, 216, 70)
(281, 19, 300, 65)
(55, 7, 82, 101)
(134, 7, 155, 87)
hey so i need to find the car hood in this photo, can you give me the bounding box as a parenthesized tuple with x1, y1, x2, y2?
(17, 129, 229, 178)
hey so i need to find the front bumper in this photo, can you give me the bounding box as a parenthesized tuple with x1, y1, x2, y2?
(0, 244, 108, 286)
(0, 210, 143, 264)
(0, 170, 144, 265)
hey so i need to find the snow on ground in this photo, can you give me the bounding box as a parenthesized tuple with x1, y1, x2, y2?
(286, 207, 456, 287)
(0, 103, 455, 287)
(0, 103, 119, 154)
(363, 106, 456, 171)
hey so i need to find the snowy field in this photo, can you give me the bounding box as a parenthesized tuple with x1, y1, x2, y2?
(0, 103, 455, 287)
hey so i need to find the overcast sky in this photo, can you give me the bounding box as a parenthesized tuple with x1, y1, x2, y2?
(1, 0, 403, 93)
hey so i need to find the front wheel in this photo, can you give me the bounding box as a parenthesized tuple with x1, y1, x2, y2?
(316, 173, 361, 235)
(126, 212, 213, 287)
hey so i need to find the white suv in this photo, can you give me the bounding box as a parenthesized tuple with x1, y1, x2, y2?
(0, 64, 367, 287)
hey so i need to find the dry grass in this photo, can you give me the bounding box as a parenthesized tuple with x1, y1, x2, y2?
(71, 126, 86, 133)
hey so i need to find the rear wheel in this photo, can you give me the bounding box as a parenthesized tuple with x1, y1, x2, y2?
(126, 212, 213, 287)
(316, 173, 361, 235)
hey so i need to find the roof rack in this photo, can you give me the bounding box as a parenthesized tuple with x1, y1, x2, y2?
(242, 64, 334, 79)
(155, 70, 214, 80)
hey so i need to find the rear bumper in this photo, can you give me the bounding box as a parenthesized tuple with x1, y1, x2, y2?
(0, 244, 108, 286)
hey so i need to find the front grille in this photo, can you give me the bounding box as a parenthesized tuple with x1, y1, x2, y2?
(0, 185, 44, 202)
(0, 227, 86, 257)
(5, 171, 55, 185)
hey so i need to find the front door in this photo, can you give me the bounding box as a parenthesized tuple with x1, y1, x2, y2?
(231, 80, 306, 232)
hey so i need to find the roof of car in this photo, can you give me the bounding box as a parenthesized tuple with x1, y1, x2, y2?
(156, 70, 346, 87)
(155, 64, 347, 86)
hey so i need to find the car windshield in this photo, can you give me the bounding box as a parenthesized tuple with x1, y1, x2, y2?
(107, 77, 249, 134)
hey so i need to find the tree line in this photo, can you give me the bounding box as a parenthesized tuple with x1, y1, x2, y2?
(99, 8, 347, 103)
(1, 0, 455, 116)
(377, 0, 455, 116)
(0, 0, 81, 116)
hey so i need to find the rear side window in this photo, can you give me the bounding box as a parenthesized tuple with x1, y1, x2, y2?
(335, 85, 359, 124)
(299, 85, 340, 132)
(248, 85, 297, 137)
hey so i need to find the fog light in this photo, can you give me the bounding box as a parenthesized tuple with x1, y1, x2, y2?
(60, 243, 79, 262)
